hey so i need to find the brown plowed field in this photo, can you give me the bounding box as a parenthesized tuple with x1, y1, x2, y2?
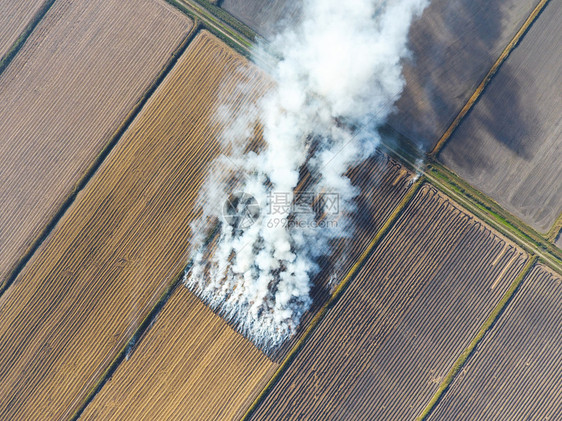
(439, 0, 562, 233)
(80, 287, 277, 421)
(0, 0, 191, 288)
(0, 0, 47, 60)
(429, 265, 562, 420)
(316, 153, 416, 293)
(275, 154, 417, 358)
(250, 184, 528, 420)
(219, 0, 538, 151)
(388, 0, 537, 149)
(0, 30, 267, 420)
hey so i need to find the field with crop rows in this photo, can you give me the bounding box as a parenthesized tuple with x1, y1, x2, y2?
(0, 30, 270, 420)
(80, 286, 277, 420)
(439, 0, 561, 233)
(272, 153, 417, 357)
(1, 0, 560, 419)
(429, 264, 562, 419)
(0, 0, 192, 289)
(0, 0, 47, 60)
(388, 0, 538, 149)
(250, 184, 528, 420)
(75, 153, 417, 419)
(313, 153, 415, 292)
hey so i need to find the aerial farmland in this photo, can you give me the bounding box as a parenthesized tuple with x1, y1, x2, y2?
(0, 0, 560, 420)
(249, 185, 528, 420)
(439, 0, 562, 233)
(80, 285, 277, 420)
(0, 29, 266, 419)
(0, 0, 191, 289)
(389, 0, 540, 149)
(429, 265, 562, 419)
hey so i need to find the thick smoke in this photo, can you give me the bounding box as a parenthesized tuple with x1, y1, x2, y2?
(184, 0, 428, 350)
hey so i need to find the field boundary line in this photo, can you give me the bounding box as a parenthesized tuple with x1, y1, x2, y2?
(0, 24, 201, 296)
(429, 0, 551, 156)
(417, 255, 538, 420)
(241, 177, 425, 421)
(69, 266, 187, 420)
(166, 0, 273, 69)
(167, 0, 249, 49)
(70, 218, 220, 419)
(0, 0, 57, 77)
(377, 131, 562, 276)
(188, 0, 261, 41)
(425, 160, 562, 275)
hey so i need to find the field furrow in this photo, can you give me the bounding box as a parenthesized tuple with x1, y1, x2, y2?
(79, 286, 277, 421)
(274, 154, 417, 358)
(249, 184, 528, 420)
(0, 0, 192, 288)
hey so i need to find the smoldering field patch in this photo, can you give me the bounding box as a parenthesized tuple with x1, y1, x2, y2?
(184, 0, 429, 351)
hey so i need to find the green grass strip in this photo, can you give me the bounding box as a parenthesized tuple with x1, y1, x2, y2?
(547, 213, 562, 242)
(241, 177, 425, 420)
(166, 0, 254, 59)
(426, 160, 562, 271)
(417, 255, 538, 420)
(188, 0, 262, 41)
(378, 129, 562, 275)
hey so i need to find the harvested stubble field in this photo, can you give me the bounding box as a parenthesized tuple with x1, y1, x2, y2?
(0, 0, 47, 60)
(0, 0, 191, 288)
(80, 286, 278, 420)
(76, 154, 417, 419)
(388, 0, 538, 149)
(250, 184, 528, 420)
(0, 30, 269, 420)
(429, 265, 562, 420)
(439, 0, 562, 233)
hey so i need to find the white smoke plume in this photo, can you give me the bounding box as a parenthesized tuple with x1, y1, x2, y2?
(184, 0, 428, 351)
